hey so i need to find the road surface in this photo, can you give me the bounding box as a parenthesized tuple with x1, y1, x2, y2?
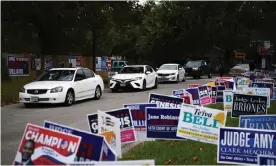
(1, 78, 212, 164)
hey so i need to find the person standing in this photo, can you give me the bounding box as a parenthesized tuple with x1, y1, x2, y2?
(249, 60, 255, 71)
(218, 61, 224, 77)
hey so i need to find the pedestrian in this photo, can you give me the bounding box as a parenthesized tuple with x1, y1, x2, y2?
(218, 61, 224, 77)
(249, 60, 255, 71)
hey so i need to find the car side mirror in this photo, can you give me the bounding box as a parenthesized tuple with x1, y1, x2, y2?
(146, 71, 151, 75)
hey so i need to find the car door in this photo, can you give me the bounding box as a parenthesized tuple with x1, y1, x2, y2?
(73, 69, 86, 99)
(83, 69, 97, 97)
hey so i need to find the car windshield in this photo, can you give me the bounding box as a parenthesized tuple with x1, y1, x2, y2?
(185, 61, 202, 67)
(37, 70, 75, 81)
(119, 66, 144, 74)
(159, 64, 177, 70)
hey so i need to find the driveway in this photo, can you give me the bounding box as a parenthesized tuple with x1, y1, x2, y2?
(1, 78, 212, 164)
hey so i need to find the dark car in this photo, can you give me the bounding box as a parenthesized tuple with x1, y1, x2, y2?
(184, 60, 212, 79)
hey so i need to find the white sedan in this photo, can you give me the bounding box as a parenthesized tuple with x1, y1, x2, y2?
(156, 63, 186, 83)
(19, 67, 104, 107)
(109, 65, 158, 92)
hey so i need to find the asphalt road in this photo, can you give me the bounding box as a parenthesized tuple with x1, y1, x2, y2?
(1, 77, 212, 164)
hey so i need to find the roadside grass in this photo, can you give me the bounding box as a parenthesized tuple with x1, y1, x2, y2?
(121, 101, 276, 165)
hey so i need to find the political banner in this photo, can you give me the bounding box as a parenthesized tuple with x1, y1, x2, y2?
(87, 113, 99, 134)
(123, 103, 157, 141)
(185, 88, 201, 105)
(44, 121, 116, 162)
(211, 87, 217, 104)
(239, 115, 276, 130)
(252, 82, 274, 99)
(241, 87, 270, 108)
(223, 90, 234, 112)
(231, 94, 267, 118)
(14, 123, 81, 165)
(273, 88, 276, 100)
(69, 160, 155, 166)
(216, 86, 225, 102)
(198, 85, 211, 105)
(146, 107, 183, 140)
(7, 56, 29, 76)
(148, 93, 184, 108)
(237, 77, 250, 89)
(216, 78, 236, 90)
(172, 89, 193, 104)
(217, 127, 276, 165)
(97, 110, 122, 158)
(188, 84, 201, 88)
(176, 104, 227, 144)
(100, 135, 117, 161)
(105, 108, 137, 144)
(258, 155, 276, 165)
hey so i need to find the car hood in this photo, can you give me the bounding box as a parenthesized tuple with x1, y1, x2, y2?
(113, 74, 144, 80)
(157, 70, 177, 74)
(24, 81, 72, 89)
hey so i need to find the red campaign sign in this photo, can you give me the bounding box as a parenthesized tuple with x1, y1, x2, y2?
(14, 124, 81, 165)
(188, 84, 201, 88)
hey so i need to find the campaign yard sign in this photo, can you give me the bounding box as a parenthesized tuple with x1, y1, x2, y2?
(148, 93, 184, 108)
(273, 88, 276, 100)
(252, 82, 274, 99)
(217, 127, 276, 165)
(258, 155, 276, 165)
(98, 110, 122, 158)
(69, 160, 155, 166)
(239, 115, 276, 130)
(172, 89, 193, 104)
(237, 77, 250, 89)
(14, 123, 81, 165)
(231, 94, 267, 118)
(185, 88, 201, 105)
(176, 104, 227, 145)
(216, 86, 225, 102)
(240, 87, 270, 108)
(44, 121, 116, 162)
(211, 87, 217, 104)
(8, 56, 29, 76)
(87, 113, 99, 134)
(223, 90, 234, 112)
(188, 84, 201, 88)
(146, 107, 184, 140)
(105, 108, 136, 144)
(198, 85, 211, 105)
(123, 103, 157, 141)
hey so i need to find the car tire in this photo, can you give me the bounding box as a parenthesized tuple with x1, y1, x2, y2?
(64, 89, 75, 106)
(153, 78, 158, 89)
(208, 73, 212, 78)
(94, 85, 102, 100)
(193, 75, 196, 79)
(111, 89, 118, 93)
(142, 80, 147, 90)
(24, 103, 33, 108)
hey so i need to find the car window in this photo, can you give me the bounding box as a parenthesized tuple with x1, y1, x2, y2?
(118, 62, 126, 67)
(37, 69, 75, 81)
(75, 69, 85, 80)
(83, 69, 95, 78)
(146, 66, 153, 72)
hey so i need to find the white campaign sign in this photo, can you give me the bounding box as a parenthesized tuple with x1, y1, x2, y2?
(235, 88, 270, 108)
(237, 77, 250, 89)
(97, 110, 122, 158)
(68, 160, 155, 166)
(223, 90, 234, 112)
(176, 104, 227, 145)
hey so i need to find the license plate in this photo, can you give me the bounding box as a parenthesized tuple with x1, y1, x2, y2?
(120, 83, 126, 87)
(30, 96, 39, 102)
(161, 76, 166, 78)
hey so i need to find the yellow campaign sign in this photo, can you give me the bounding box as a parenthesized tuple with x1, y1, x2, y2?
(207, 81, 216, 87)
(177, 129, 217, 140)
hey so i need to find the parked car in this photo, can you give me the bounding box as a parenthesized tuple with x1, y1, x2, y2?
(156, 63, 186, 83)
(19, 67, 104, 107)
(110, 65, 158, 92)
(229, 64, 249, 76)
(184, 60, 212, 79)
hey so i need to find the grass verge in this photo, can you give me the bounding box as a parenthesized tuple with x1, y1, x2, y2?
(120, 101, 276, 165)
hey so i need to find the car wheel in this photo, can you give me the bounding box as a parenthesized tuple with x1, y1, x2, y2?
(111, 89, 118, 93)
(193, 75, 196, 79)
(153, 78, 158, 89)
(208, 73, 212, 78)
(64, 89, 75, 106)
(94, 86, 102, 100)
(142, 80, 147, 90)
(24, 103, 33, 108)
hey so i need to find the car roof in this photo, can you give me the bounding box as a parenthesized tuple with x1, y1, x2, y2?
(161, 63, 179, 65)
(50, 67, 89, 70)
(124, 65, 146, 67)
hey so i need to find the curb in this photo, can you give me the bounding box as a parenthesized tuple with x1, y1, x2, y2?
(121, 142, 143, 155)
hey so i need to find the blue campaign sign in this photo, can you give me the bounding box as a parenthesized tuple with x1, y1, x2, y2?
(100, 139, 116, 161)
(123, 103, 157, 130)
(217, 127, 276, 165)
(216, 86, 225, 102)
(172, 89, 185, 97)
(44, 121, 116, 162)
(272, 88, 276, 100)
(258, 155, 276, 165)
(185, 88, 201, 105)
(146, 107, 184, 140)
(148, 93, 183, 108)
(239, 115, 276, 130)
(252, 82, 274, 99)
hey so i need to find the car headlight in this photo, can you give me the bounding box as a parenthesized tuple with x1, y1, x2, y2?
(19, 87, 25, 93)
(50, 86, 63, 93)
(192, 67, 198, 70)
(133, 77, 142, 81)
(169, 73, 176, 76)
